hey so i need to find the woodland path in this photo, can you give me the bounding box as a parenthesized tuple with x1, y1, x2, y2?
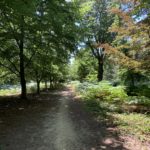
(0, 87, 131, 150)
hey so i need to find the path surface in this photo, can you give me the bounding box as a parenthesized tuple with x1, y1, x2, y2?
(0, 88, 127, 150)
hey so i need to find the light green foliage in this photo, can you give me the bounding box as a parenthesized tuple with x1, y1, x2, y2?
(27, 86, 37, 93)
(69, 61, 79, 80)
(107, 86, 128, 102)
(0, 86, 22, 96)
(85, 72, 97, 82)
(0, 87, 20, 96)
(79, 1, 94, 17)
(72, 81, 127, 112)
(73, 81, 150, 112)
(77, 81, 127, 103)
(126, 96, 150, 107)
(69, 48, 97, 81)
(0, 82, 47, 95)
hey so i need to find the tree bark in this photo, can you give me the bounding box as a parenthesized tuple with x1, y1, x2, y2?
(97, 58, 104, 81)
(45, 81, 47, 89)
(20, 63, 27, 99)
(37, 80, 40, 94)
(19, 15, 27, 99)
(49, 76, 53, 89)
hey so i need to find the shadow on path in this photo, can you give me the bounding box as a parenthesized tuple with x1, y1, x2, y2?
(0, 88, 128, 150)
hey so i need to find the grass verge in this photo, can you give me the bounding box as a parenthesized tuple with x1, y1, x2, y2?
(113, 113, 150, 142)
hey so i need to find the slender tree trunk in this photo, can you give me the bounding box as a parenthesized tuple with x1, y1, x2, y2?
(49, 80, 51, 89)
(49, 76, 53, 89)
(45, 81, 47, 89)
(37, 80, 40, 94)
(19, 15, 27, 99)
(97, 58, 104, 81)
(20, 63, 27, 99)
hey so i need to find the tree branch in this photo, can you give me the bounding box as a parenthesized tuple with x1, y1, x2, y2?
(0, 72, 11, 78)
(86, 39, 98, 58)
(0, 49, 20, 73)
(0, 62, 19, 77)
(24, 51, 36, 68)
(7, 58, 20, 73)
(2, 11, 20, 47)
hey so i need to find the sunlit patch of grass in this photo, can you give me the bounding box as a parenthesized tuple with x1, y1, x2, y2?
(0, 82, 57, 96)
(0, 89, 20, 96)
(113, 113, 150, 142)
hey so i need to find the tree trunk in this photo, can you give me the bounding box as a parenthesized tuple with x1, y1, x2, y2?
(37, 80, 40, 94)
(49, 76, 53, 89)
(20, 67, 27, 99)
(19, 15, 27, 99)
(97, 58, 104, 81)
(45, 81, 47, 89)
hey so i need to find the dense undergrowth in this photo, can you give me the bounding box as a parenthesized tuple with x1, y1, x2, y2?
(71, 81, 150, 111)
(71, 81, 150, 142)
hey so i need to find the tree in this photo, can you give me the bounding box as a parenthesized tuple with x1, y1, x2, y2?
(105, 0, 150, 94)
(109, 0, 150, 77)
(79, 0, 115, 81)
(69, 48, 97, 82)
(0, 0, 79, 98)
(0, 0, 37, 99)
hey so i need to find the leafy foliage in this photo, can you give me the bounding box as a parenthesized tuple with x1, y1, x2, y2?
(125, 96, 150, 107)
(72, 81, 150, 112)
(0, 0, 79, 97)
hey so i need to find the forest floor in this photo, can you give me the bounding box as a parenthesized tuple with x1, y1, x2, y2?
(0, 87, 149, 150)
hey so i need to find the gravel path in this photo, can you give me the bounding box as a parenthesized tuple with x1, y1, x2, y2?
(0, 88, 127, 150)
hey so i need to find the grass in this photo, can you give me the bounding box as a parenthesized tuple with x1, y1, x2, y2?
(0, 86, 38, 96)
(0, 82, 64, 96)
(113, 113, 150, 142)
(0, 89, 20, 96)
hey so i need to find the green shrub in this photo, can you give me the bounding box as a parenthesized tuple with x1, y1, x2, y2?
(85, 73, 97, 82)
(81, 81, 127, 104)
(28, 86, 37, 93)
(106, 86, 128, 102)
(72, 81, 149, 113)
(126, 96, 150, 106)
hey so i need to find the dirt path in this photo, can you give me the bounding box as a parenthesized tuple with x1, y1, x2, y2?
(0, 88, 133, 150)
